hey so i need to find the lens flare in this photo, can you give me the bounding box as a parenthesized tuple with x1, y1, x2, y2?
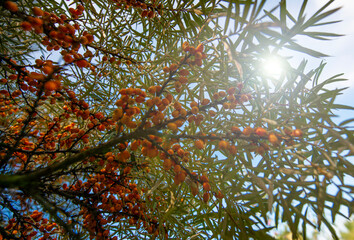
(262, 56, 285, 78)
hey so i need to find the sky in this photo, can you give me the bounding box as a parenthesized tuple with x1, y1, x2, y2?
(309, 1, 354, 237)
(266, 0, 354, 238)
(290, 0, 354, 123)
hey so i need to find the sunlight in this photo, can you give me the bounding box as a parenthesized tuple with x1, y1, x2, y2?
(262, 55, 285, 78)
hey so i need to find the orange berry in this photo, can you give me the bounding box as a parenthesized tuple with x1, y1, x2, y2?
(219, 91, 226, 98)
(155, 86, 162, 93)
(167, 123, 178, 131)
(161, 98, 170, 106)
(179, 108, 187, 117)
(42, 66, 54, 75)
(195, 58, 203, 66)
(227, 87, 236, 95)
(182, 41, 190, 52)
(30, 17, 43, 27)
(109, 57, 116, 63)
(4, 1, 18, 12)
(141, 10, 148, 18)
(63, 54, 74, 63)
(268, 133, 279, 145)
(231, 126, 241, 133)
(166, 93, 173, 102)
(130, 140, 140, 151)
(218, 140, 229, 150)
(222, 102, 230, 109)
(203, 182, 211, 191)
(169, 63, 178, 72)
(194, 140, 204, 150)
(76, 59, 88, 68)
(212, 92, 219, 100)
(178, 76, 188, 84)
(196, 43, 204, 53)
(243, 127, 253, 136)
(163, 159, 172, 171)
(208, 110, 216, 117)
(147, 148, 158, 158)
(147, 10, 155, 18)
(189, 46, 196, 54)
(292, 129, 303, 137)
(123, 166, 132, 174)
(97, 124, 106, 131)
(201, 99, 210, 105)
(174, 101, 182, 110)
(121, 150, 130, 160)
(203, 192, 210, 203)
(200, 175, 208, 183)
(174, 164, 181, 174)
(80, 36, 89, 45)
(44, 81, 59, 91)
(195, 52, 203, 59)
(191, 106, 199, 115)
(21, 21, 32, 31)
(255, 127, 268, 137)
(112, 108, 123, 121)
(216, 191, 224, 199)
(77, 4, 84, 12)
(163, 66, 170, 73)
(284, 128, 292, 135)
(228, 145, 237, 155)
(190, 101, 198, 108)
(32, 6, 44, 16)
(256, 146, 266, 155)
(177, 148, 185, 157)
(177, 171, 187, 183)
(179, 69, 189, 76)
(29, 72, 44, 81)
(148, 86, 157, 94)
(191, 186, 198, 196)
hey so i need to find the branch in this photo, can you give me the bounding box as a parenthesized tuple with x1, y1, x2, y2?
(0, 128, 157, 188)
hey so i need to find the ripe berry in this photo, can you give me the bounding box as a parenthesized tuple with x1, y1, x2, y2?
(191, 106, 199, 115)
(44, 81, 60, 91)
(163, 66, 169, 73)
(203, 182, 211, 191)
(218, 140, 229, 150)
(179, 69, 189, 76)
(182, 42, 190, 52)
(243, 127, 253, 136)
(292, 129, 303, 137)
(196, 43, 204, 53)
(268, 133, 279, 145)
(228, 145, 237, 155)
(203, 192, 210, 203)
(21, 21, 32, 31)
(4, 1, 18, 12)
(167, 123, 178, 131)
(169, 63, 178, 72)
(163, 159, 172, 171)
(76, 59, 89, 68)
(255, 127, 268, 137)
(231, 126, 241, 133)
(194, 140, 205, 150)
(32, 6, 44, 16)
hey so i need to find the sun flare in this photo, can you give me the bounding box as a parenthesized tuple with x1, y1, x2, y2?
(262, 56, 285, 78)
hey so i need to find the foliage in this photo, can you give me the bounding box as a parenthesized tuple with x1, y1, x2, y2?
(0, 0, 353, 239)
(340, 220, 354, 240)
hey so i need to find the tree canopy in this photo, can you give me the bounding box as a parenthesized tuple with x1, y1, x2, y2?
(0, 0, 353, 239)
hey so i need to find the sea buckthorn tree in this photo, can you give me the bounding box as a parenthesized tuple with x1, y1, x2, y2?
(0, 0, 353, 239)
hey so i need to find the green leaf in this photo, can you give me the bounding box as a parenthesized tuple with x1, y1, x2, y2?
(285, 41, 328, 58)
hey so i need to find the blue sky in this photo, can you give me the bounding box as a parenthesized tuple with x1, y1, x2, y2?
(289, 0, 354, 124)
(267, 1, 354, 238)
